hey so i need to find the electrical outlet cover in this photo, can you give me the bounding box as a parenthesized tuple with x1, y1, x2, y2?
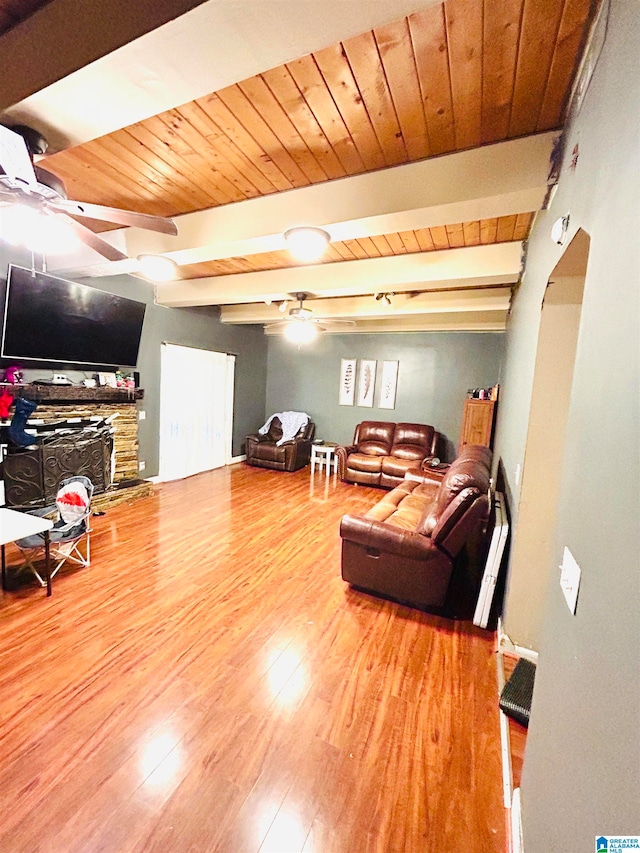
(560, 546, 581, 614)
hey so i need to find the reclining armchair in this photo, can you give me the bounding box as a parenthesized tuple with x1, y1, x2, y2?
(245, 416, 315, 472)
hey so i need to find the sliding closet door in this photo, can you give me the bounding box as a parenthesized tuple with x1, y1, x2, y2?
(159, 343, 234, 481)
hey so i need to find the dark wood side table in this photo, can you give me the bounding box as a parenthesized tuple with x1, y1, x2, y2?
(405, 464, 451, 484)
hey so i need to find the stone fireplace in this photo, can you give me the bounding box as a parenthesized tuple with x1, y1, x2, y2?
(1, 384, 148, 509)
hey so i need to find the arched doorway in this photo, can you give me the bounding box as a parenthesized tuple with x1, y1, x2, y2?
(505, 229, 590, 648)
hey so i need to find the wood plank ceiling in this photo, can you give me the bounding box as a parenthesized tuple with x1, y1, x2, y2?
(32, 0, 595, 323)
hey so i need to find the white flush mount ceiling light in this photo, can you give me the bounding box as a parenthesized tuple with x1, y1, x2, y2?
(283, 320, 318, 344)
(137, 254, 178, 281)
(284, 226, 330, 263)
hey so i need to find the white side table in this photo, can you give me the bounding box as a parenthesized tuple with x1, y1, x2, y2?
(311, 442, 338, 476)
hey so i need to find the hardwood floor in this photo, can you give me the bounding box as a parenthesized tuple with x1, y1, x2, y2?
(0, 464, 506, 852)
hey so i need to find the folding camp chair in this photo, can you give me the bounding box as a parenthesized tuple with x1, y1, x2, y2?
(14, 476, 94, 589)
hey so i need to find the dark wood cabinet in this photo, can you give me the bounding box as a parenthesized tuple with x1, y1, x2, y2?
(460, 399, 496, 448)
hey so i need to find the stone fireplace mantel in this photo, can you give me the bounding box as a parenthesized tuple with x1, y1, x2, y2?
(1, 383, 144, 404)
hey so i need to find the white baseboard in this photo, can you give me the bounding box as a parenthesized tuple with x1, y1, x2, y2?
(497, 618, 530, 851)
(511, 788, 524, 853)
(152, 457, 246, 483)
(497, 618, 539, 664)
(496, 637, 513, 809)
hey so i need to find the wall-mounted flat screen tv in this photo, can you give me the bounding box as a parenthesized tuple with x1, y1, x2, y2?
(1, 265, 146, 367)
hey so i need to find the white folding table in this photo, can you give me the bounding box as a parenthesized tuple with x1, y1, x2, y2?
(0, 508, 54, 596)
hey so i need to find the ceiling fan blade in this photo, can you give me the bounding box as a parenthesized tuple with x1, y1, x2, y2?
(47, 198, 178, 235)
(264, 320, 291, 330)
(56, 213, 128, 262)
(315, 318, 357, 328)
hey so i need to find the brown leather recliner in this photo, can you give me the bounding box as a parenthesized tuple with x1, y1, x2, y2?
(340, 445, 492, 614)
(245, 417, 315, 472)
(335, 421, 442, 489)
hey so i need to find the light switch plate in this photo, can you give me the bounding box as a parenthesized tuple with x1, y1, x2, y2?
(560, 546, 581, 614)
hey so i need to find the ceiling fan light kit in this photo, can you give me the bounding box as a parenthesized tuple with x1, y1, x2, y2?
(0, 125, 178, 263)
(2, 204, 77, 255)
(283, 320, 318, 344)
(266, 292, 356, 341)
(283, 226, 330, 262)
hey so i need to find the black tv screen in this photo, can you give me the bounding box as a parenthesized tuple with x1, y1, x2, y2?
(1, 265, 146, 367)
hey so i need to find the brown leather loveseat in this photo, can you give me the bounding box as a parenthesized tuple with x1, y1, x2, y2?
(335, 421, 442, 489)
(339, 445, 491, 614)
(246, 417, 315, 472)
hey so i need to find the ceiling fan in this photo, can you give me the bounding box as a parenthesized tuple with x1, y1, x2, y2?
(0, 124, 177, 262)
(265, 292, 356, 341)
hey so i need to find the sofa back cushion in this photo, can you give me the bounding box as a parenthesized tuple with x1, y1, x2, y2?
(354, 421, 395, 456)
(391, 422, 436, 460)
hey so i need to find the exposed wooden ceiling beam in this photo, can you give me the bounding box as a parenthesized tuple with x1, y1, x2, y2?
(220, 287, 512, 324)
(263, 311, 509, 334)
(154, 242, 522, 306)
(0, 0, 209, 112)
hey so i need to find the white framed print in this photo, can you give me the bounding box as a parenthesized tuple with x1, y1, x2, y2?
(378, 360, 399, 409)
(339, 358, 356, 405)
(357, 359, 377, 407)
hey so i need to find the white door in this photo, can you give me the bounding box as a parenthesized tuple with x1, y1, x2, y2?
(159, 344, 234, 481)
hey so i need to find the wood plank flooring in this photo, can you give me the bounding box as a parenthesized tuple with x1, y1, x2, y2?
(0, 464, 506, 852)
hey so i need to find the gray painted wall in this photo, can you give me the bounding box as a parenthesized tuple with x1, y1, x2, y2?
(0, 249, 268, 474)
(266, 331, 504, 458)
(494, 0, 640, 845)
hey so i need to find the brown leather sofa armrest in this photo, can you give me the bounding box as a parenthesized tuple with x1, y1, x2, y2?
(339, 514, 440, 560)
(283, 437, 313, 470)
(334, 444, 355, 480)
(336, 444, 356, 455)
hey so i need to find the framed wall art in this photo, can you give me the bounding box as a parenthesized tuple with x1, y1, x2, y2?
(339, 358, 356, 405)
(357, 359, 377, 407)
(378, 360, 399, 409)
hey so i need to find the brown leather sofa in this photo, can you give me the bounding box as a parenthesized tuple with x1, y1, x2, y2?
(340, 445, 491, 613)
(245, 417, 315, 472)
(335, 421, 442, 489)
